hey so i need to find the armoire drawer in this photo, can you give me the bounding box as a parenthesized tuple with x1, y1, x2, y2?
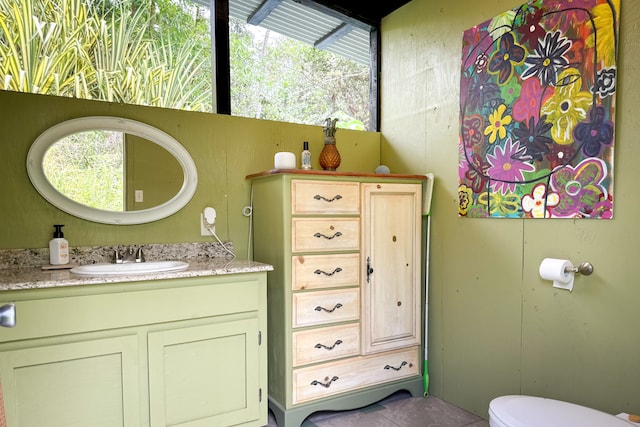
(292, 323, 360, 367)
(291, 180, 360, 215)
(292, 346, 420, 404)
(291, 254, 360, 291)
(292, 288, 359, 328)
(291, 218, 360, 253)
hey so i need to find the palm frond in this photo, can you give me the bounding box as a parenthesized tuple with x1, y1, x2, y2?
(0, 0, 211, 109)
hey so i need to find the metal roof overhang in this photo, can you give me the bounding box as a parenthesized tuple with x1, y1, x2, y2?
(194, 0, 372, 65)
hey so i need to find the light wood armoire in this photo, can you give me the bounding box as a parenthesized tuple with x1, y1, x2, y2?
(247, 170, 427, 427)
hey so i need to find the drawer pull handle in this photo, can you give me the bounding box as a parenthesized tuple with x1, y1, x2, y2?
(310, 376, 339, 388)
(384, 361, 408, 371)
(314, 194, 342, 203)
(314, 303, 343, 313)
(314, 231, 342, 240)
(315, 340, 343, 351)
(314, 267, 343, 276)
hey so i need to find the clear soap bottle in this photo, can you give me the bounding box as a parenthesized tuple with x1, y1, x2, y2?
(49, 224, 69, 265)
(301, 141, 312, 170)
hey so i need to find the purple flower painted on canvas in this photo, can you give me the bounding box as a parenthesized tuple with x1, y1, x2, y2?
(573, 106, 614, 157)
(513, 116, 554, 161)
(549, 157, 608, 217)
(465, 71, 501, 112)
(488, 32, 526, 84)
(522, 30, 572, 86)
(487, 138, 535, 194)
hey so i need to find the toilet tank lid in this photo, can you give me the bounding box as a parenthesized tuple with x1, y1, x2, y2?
(489, 395, 635, 427)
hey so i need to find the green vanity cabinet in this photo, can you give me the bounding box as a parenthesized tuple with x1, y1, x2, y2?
(0, 272, 268, 427)
(0, 334, 141, 426)
(248, 171, 426, 427)
(148, 317, 262, 426)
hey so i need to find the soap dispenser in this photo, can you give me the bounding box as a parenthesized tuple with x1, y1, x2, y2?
(49, 224, 69, 265)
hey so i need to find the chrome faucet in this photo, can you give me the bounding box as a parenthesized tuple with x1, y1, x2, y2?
(114, 247, 144, 263)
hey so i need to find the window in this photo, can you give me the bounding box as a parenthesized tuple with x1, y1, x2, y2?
(226, 0, 374, 129)
(0, 0, 376, 130)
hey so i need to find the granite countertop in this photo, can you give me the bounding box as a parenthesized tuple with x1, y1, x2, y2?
(0, 242, 273, 292)
(0, 258, 273, 292)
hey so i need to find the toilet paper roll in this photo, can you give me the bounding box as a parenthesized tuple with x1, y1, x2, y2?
(539, 258, 574, 291)
(274, 152, 296, 169)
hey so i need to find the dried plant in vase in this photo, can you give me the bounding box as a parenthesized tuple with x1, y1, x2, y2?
(319, 117, 341, 171)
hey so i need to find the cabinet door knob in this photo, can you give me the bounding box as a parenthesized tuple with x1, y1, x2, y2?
(0, 303, 16, 328)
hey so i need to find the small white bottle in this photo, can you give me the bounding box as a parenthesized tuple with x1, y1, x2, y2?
(49, 224, 69, 265)
(301, 141, 312, 170)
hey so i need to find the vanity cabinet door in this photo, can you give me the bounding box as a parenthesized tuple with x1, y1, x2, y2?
(0, 335, 141, 427)
(148, 318, 262, 427)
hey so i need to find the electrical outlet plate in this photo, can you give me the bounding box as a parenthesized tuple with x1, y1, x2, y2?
(200, 213, 215, 235)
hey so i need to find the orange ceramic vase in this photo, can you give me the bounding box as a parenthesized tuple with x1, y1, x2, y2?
(319, 136, 341, 171)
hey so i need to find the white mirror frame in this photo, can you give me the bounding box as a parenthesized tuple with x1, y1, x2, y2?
(27, 116, 198, 225)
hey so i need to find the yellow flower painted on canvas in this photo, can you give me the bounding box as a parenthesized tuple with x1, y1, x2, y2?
(484, 104, 512, 144)
(477, 190, 520, 217)
(586, 0, 619, 67)
(541, 68, 592, 145)
(458, 184, 473, 216)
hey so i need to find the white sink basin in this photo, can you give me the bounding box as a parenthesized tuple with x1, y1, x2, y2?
(70, 261, 189, 276)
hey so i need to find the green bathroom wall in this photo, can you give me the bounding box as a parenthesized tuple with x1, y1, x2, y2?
(381, 0, 640, 419)
(0, 90, 381, 256)
(4, 1, 639, 421)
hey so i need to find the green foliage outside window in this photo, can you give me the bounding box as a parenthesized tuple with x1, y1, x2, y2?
(0, 0, 211, 110)
(0, 0, 368, 126)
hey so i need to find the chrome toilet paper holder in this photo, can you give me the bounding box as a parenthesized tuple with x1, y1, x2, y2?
(565, 262, 594, 276)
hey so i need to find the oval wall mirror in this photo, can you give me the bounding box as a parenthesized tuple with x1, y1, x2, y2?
(27, 116, 198, 225)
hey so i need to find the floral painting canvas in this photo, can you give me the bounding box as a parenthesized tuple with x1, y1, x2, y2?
(458, 0, 619, 218)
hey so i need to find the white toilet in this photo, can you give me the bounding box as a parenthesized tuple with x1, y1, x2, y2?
(489, 395, 636, 427)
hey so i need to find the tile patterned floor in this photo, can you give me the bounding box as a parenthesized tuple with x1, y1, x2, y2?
(265, 391, 490, 427)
